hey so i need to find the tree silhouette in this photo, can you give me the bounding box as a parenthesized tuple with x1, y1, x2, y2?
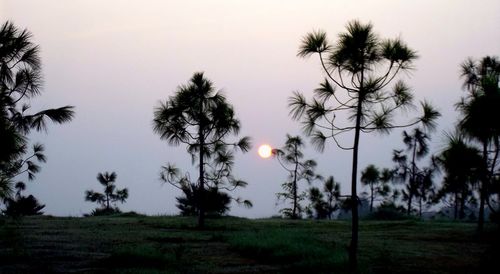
(361, 165, 390, 212)
(306, 176, 342, 219)
(2, 182, 45, 217)
(273, 135, 318, 219)
(0, 21, 74, 199)
(436, 133, 483, 220)
(456, 56, 500, 231)
(290, 20, 440, 268)
(153, 72, 251, 227)
(160, 149, 252, 217)
(85, 172, 128, 213)
(392, 128, 432, 215)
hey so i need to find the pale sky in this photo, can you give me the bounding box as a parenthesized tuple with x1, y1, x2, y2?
(2, 0, 499, 217)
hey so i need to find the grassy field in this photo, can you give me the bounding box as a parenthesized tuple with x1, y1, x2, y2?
(0, 214, 497, 273)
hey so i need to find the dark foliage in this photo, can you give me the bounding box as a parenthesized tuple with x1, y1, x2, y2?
(176, 183, 231, 217)
(367, 202, 409, 220)
(84, 171, 128, 213)
(0, 21, 74, 199)
(2, 194, 44, 217)
(154, 72, 251, 227)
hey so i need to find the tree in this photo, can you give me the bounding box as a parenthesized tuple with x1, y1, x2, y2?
(322, 176, 342, 219)
(153, 72, 251, 227)
(361, 165, 391, 212)
(436, 133, 483, 220)
(0, 21, 75, 199)
(273, 135, 318, 219)
(306, 176, 342, 219)
(457, 56, 500, 231)
(290, 20, 439, 269)
(85, 172, 128, 213)
(160, 151, 252, 218)
(2, 182, 45, 217)
(392, 128, 432, 215)
(175, 182, 232, 217)
(416, 165, 437, 217)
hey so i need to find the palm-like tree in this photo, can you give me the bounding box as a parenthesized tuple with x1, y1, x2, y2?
(160, 146, 253, 217)
(306, 176, 341, 219)
(153, 72, 251, 228)
(457, 56, 500, 231)
(0, 21, 74, 198)
(289, 20, 439, 268)
(402, 128, 430, 215)
(361, 165, 391, 212)
(436, 133, 483, 220)
(85, 172, 128, 211)
(323, 176, 341, 219)
(273, 134, 319, 219)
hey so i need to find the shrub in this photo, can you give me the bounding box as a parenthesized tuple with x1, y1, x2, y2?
(2, 195, 45, 217)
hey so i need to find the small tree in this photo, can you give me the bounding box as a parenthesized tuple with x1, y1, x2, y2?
(160, 151, 252, 217)
(153, 72, 251, 227)
(435, 133, 483, 220)
(2, 182, 45, 217)
(290, 20, 439, 268)
(273, 135, 318, 219)
(307, 176, 342, 219)
(361, 165, 391, 212)
(85, 172, 128, 214)
(392, 127, 434, 215)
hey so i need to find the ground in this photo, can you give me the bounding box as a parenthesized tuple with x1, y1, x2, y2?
(0, 214, 497, 273)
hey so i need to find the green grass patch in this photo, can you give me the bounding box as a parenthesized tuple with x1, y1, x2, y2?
(227, 228, 347, 272)
(0, 216, 497, 273)
(97, 243, 186, 273)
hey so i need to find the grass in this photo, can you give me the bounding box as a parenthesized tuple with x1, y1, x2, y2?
(0, 215, 497, 273)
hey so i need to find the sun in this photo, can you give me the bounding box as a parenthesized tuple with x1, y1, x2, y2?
(258, 144, 273, 159)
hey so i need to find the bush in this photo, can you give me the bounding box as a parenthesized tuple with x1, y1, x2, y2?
(2, 195, 45, 217)
(176, 184, 231, 217)
(368, 202, 409, 220)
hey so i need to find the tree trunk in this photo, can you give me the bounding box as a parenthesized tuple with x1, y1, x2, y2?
(370, 184, 374, 212)
(419, 196, 422, 218)
(478, 142, 488, 232)
(292, 159, 299, 219)
(349, 94, 363, 271)
(454, 192, 459, 220)
(407, 187, 413, 216)
(198, 95, 206, 229)
(459, 193, 466, 220)
(408, 142, 417, 216)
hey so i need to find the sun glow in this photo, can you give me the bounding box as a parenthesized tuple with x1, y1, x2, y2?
(258, 144, 273, 159)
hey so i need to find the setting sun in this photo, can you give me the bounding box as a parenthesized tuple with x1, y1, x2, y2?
(258, 144, 273, 159)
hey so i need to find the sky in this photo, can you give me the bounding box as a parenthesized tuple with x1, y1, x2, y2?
(1, 0, 500, 217)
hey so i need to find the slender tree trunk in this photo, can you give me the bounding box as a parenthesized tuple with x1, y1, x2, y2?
(478, 142, 488, 232)
(349, 94, 363, 271)
(292, 159, 299, 219)
(408, 143, 417, 215)
(419, 196, 422, 218)
(407, 185, 413, 216)
(198, 95, 206, 229)
(454, 192, 459, 220)
(106, 193, 110, 210)
(459, 193, 466, 220)
(370, 184, 374, 212)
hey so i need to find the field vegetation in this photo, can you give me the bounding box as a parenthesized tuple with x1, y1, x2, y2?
(0, 215, 497, 273)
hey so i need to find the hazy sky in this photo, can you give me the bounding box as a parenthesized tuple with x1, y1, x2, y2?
(2, 0, 499, 217)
